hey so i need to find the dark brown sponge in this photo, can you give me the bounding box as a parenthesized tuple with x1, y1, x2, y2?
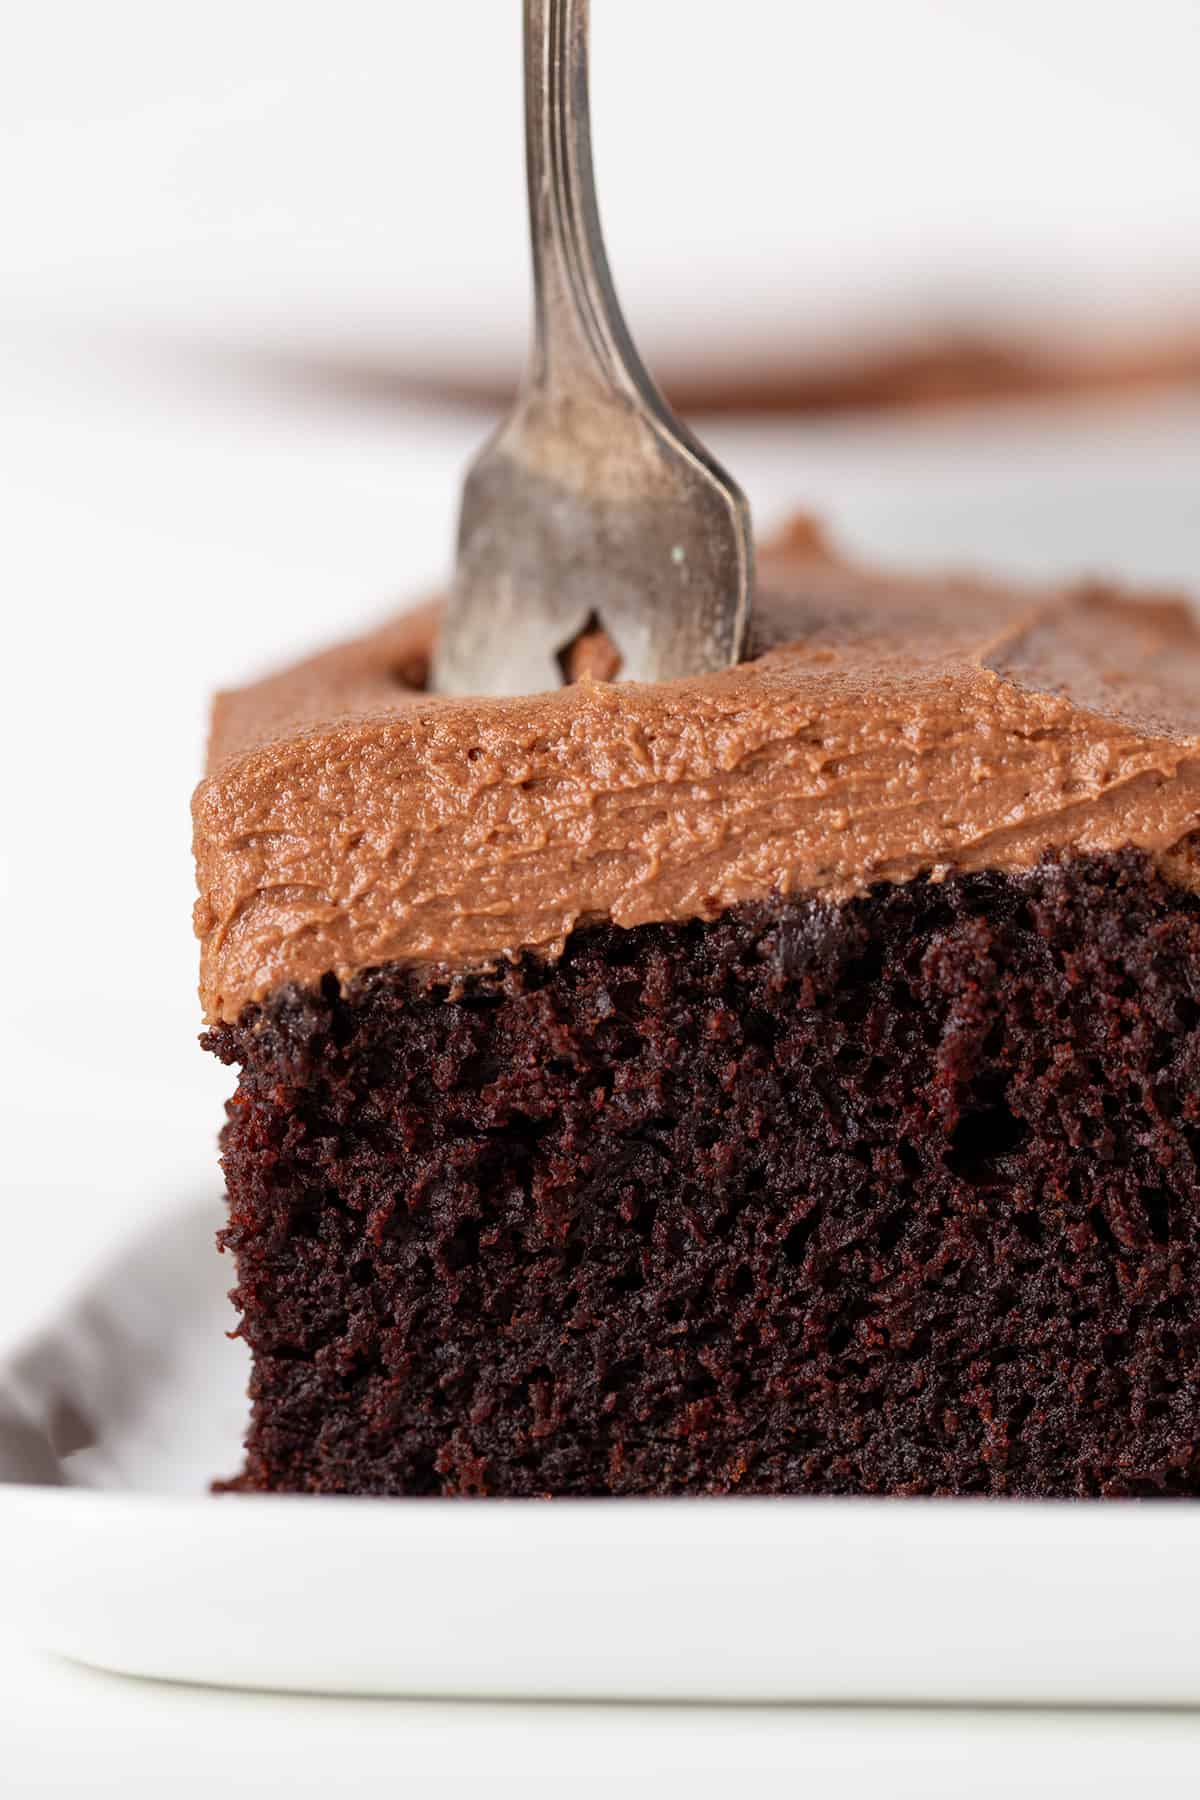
(205, 850, 1200, 1497)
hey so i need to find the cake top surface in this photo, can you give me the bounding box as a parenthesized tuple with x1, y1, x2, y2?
(193, 518, 1200, 1023)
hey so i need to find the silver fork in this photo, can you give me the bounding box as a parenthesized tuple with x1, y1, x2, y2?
(432, 0, 753, 698)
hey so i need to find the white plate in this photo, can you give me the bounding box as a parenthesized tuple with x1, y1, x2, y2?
(3, 1198, 1200, 1703)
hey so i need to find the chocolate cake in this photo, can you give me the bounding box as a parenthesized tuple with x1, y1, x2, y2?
(195, 520, 1200, 1497)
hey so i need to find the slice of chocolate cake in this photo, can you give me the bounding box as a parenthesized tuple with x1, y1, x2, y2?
(194, 520, 1200, 1497)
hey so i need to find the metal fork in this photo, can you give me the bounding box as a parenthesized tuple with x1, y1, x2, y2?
(432, 0, 753, 697)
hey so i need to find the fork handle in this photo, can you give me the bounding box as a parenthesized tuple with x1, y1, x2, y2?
(524, 0, 660, 409)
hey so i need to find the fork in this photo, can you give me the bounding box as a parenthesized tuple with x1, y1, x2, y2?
(432, 0, 753, 697)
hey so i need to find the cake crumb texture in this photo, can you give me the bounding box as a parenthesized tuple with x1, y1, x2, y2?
(207, 849, 1200, 1497)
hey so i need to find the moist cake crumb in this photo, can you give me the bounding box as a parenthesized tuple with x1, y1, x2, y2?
(206, 848, 1200, 1497)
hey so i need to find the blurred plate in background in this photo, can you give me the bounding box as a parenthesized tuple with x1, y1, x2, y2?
(4, 0, 1200, 402)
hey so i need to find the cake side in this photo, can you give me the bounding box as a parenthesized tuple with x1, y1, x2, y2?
(208, 850, 1200, 1498)
(193, 527, 1200, 1025)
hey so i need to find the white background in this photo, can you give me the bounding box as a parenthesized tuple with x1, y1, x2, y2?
(4, 1, 1200, 1790)
(4, 0, 1200, 383)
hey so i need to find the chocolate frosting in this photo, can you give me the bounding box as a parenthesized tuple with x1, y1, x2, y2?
(193, 518, 1200, 1024)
